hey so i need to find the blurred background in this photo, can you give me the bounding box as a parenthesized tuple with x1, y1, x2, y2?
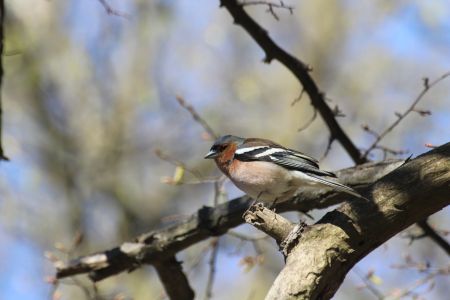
(1, 0, 449, 299)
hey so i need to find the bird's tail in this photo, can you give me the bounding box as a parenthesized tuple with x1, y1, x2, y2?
(307, 174, 368, 201)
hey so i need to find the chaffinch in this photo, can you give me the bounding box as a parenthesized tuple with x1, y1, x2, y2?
(205, 135, 364, 205)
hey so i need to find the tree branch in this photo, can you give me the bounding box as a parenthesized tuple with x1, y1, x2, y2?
(265, 142, 450, 299)
(204, 238, 219, 300)
(153, 256, 195, 300)
(243, 203, 295, 244)
(96, 0, 130, 19)
(55, 159, 402, 280)
(361, 72, 450, 159)
(243, 203, 308, 257)
(176, 95, 218, 140)
(219, 0, 366, 164)
(417, 220, 450, 256)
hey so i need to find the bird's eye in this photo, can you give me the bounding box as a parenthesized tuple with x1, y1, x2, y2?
(214, 144, 227, 152)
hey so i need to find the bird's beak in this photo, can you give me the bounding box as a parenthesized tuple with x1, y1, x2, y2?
(204, 150, 218, 159)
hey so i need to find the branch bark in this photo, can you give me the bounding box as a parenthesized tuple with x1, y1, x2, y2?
(153, 256, 195, 300)
(265, 142, 450, 299)
(55, 159, 402, 280)
(243, 203, 308, 257)
(243, 203, 295, 244)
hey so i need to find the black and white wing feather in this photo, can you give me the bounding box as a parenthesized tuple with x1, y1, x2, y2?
(234, 145, 336, 177)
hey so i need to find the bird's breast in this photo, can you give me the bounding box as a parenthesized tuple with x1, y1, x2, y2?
(229, 161, 298, 202)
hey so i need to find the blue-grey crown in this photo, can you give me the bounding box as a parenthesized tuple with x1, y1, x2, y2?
(213, 135, 245, 146)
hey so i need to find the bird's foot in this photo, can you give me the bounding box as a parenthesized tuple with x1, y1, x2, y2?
(268, 198, 280, 211)
(243, 198, 260, 216)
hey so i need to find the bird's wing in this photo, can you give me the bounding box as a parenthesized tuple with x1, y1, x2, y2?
(234, 144, 336, 178)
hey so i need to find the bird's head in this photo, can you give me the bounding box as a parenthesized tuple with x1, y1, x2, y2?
(204, 135, 245, 160)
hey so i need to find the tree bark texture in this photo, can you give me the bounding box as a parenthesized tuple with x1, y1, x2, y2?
(265, 143, 450, 300)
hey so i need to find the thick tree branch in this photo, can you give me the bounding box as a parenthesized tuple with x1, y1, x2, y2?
(153, 256, 195, 300)
(265, 142, 450, 299)
(219, 0, 366, 164)
(55, 159, 401, 280)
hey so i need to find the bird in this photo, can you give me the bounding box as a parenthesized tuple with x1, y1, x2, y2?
(205, 135, 365, 206)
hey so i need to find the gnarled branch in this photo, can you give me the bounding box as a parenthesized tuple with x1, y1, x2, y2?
(265, 142, 450, 299)
(55, 159, 402, 281)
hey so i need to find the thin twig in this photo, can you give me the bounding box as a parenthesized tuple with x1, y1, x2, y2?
(203, 178, 227, 300)
(291, 88, 305, 106)
(204, 238, 219, 300)
(96, 0, 130, 19)
(388, 265, 450, 299)
(227, 231, 268, 241)
(352, 267, 384, 300)
(362, 72, 450, 159)
(213, 179, 226, 205)
(331, 104, 346, 118)
(417, 220, 450, 256)
(155, 149, 224, 185)
(297, 108, 317, 132)
(320, 135, 335, 161)
(175, 95, 218, 140)
(186, 243, 215, 277)
(241, 1, 294, 21)
(154, 148, 206, 183)
(46, 276, 60, 300)
(373, 145, 409, 160)
(53, 277, 97, 300)
(361, 124, 380, 139)
(0, 0, 8, 161)
(391, 254, 432, 272)
(425, 143, 437, 149)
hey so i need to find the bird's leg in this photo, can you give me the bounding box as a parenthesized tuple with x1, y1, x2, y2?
(243, 192, 263, 217)
(248, 191, 263, 208)
(249, 191, 264, 209)
(269, 197, 280, 211)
